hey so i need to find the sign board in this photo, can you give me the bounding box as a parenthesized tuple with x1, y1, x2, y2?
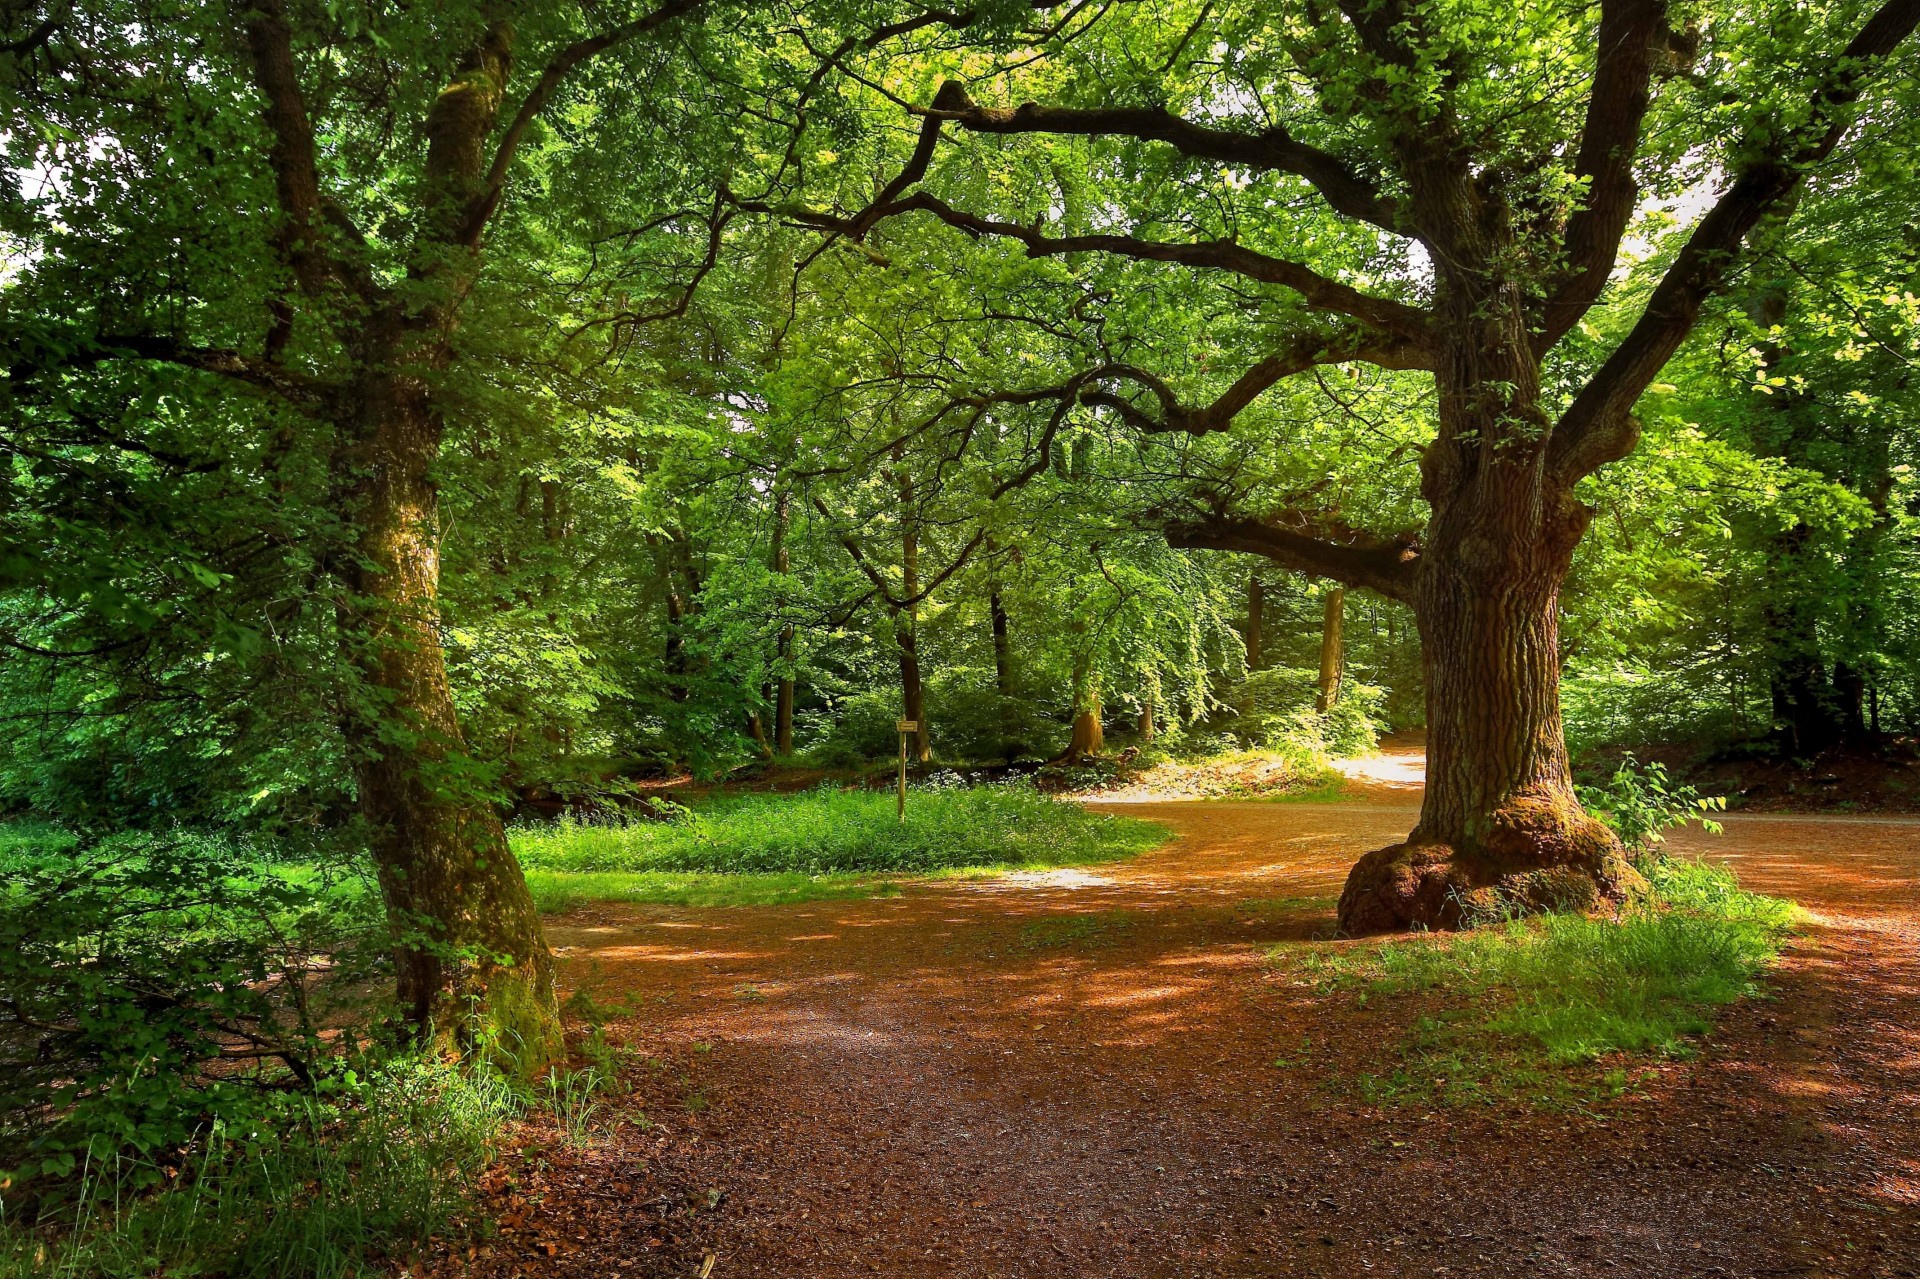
(896, 720, 919, 732)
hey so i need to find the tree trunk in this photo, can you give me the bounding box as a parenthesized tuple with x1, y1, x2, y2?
(1337, 303, 1634, 936)
(773, 488, 795, 755)
(896, 620, 930, 762)
(1245, 573, 1264, 672)
(1054, 652, 1102, 762)
(344, 338, 557, 1065)
(990, 587, 1014, 696)
(1136, 700, 1155, 742)
(336, 24, 556, 1062)
(897, 465, 931, 761)
(1316, 587, 1345, 713)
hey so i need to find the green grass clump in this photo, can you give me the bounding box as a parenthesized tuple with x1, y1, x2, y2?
(1282, 858, 1796, 1103)
(510, 784, 1165, 878)
(522, 868, 907, 913)
(0, 1057, 515, 1279)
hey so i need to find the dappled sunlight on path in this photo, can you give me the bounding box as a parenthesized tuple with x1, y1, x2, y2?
(518, 781, 1920, 1279)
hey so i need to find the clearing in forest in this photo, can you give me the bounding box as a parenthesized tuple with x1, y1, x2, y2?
(473, 766, 1920, 1279)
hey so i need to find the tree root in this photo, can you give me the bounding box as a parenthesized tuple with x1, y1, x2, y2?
(1336, 793, 1644, 935)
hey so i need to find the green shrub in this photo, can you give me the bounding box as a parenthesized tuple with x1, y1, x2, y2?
(797, 688, 903, 766)
(1226, 668, 1383, 757)
(510, 784, 1164, 876)
(924, 666, 1064, 762)
(0, 832, 383, 1190)
(0, 1056, 515, 1279)
(1576, 756, 1726, 856)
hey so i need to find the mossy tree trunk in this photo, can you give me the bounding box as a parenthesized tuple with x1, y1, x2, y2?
(1316, 588, 1344, 713)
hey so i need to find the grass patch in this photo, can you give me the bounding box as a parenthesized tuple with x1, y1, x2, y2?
(511, 784, 1165, 879)
(1276, 858, 1797, 1105)
(524, 868, 907, 912)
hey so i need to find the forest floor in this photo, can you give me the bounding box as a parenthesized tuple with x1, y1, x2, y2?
(473, 744, 1920, 1279)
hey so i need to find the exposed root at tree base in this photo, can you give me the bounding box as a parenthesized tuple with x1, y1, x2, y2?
(1336, 794, 1643, 934)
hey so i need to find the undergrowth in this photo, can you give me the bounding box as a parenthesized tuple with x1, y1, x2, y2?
(0, 1057, 516, 1279)
(510, 783, 1165, 878)
(1276, 858, 1797, 1107)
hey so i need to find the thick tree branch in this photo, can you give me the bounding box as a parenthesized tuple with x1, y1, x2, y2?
(1536, 0, 1685, 349)
(1081, 331, 1432, 435)
(475, 0, 707, 238)
(765, 185, 1432, 339)
(912, 80, 1402, 232)
(1165, 512, 1419, 604)
(12, 334, 339, 408)
(236, 0, 337, 299)
(1550, 0, 1920, 483)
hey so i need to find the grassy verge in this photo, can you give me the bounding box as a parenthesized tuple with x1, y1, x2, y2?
(1273, 858, 1797, 1106)
(511, 784, 1166, 911)
(523, 868, 909, 912)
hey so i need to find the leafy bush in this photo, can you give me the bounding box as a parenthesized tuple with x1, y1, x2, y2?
(798, 688, 902, 766)
(0, 830, 383, 1190)
(1577, 756, 1726, 857)
(0, 1056, 515, 1279)
(1226, 668, 1383, 757)
(510, 784, 1164, 876)
(924, 666, 1063, 762)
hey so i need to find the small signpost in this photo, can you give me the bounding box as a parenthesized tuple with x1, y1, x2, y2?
(895, 720, 918, 821)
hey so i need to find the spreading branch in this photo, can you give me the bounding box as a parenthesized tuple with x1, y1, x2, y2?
(913, 81, 1402, 232)
(1536, 0, 1685, 348)
(476, 0, 707, 237)
(1165, 511, 1419, 603)
(1550, 0, 1920, 483)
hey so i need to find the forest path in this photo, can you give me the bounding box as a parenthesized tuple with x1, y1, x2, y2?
(502, 769, 1920, 1279)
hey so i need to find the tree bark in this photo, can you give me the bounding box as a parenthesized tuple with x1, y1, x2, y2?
(990, 587, 1014, 696)
(1336, 314, 1636, 935)
(1245, 573, 1265, 672)
(1136, 700, 1155, 742)
(773, 487, 795, 755)
(336, 24, 556, 1062)
(897, 467, 931, 761)
(1316, 587, 1345, 712)
(1056, 656, 1103, 762)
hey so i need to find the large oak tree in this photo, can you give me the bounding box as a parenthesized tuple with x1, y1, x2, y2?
(770, 0, 1920, 930)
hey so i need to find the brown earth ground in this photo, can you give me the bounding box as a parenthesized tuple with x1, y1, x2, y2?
(469, 747, 1920, 1279)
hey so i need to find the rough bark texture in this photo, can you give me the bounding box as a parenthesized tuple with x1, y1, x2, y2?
(1245, 574, 1265, 672)
(1316, 588, 1344, 712)
(990, 588, 1014, 696)
(1336, 323, 1639, 933)
(333, 24, 557, 1059)
(773, 488, 795, 755)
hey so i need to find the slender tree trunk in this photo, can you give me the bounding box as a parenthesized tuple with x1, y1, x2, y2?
(897, 467, 930, 761)
(1136, 700, 1155, 742)
(896, 622, 929, 762)
(335, 25, 556, 1060)
(1245, 573, 1265, 672)
(990, 587, 1014, 696)
(773, 488, 795, 755)
(1316, 587, 1345, 712)
(1057, 659, 1103, 762)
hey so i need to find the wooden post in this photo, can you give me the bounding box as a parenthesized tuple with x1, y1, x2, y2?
(896, 719, 917, 821)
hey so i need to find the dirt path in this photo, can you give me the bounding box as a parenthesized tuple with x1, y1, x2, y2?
(488, 766, 1920, 1279)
